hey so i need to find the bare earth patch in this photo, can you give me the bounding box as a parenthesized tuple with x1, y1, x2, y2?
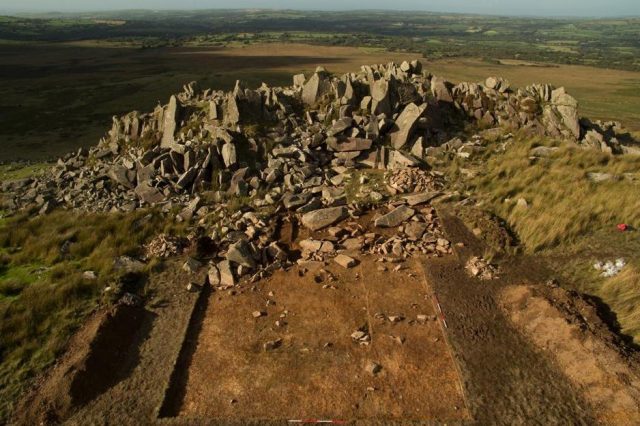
(501, 285, 640, 425)
(174, 256, 468, 423)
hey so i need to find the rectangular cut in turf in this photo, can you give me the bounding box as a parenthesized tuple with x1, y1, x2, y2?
(175, 257, 469, 422)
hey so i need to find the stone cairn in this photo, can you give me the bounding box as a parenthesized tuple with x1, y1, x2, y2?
(2, 60, 636, 286)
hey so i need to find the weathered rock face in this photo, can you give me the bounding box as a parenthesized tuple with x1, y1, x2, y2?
(390, 103, 426, 150)
(374, 205, 415, 228)
(551, 88, 580, 139)
(161, 95, 181, 148)
(301, 207, 348, 231)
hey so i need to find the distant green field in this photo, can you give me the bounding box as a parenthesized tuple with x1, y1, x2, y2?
(0, 9, 639, 162)
(1, 41, 638, 163)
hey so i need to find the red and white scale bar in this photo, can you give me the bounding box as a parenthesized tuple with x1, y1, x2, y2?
(288, 420, 347, 424)
(432, 294, 448, 328)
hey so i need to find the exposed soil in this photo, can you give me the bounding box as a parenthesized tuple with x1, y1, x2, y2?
(501, 285, 640, 425)
(422, 210, 596, 424)
(169, 256, 469, 424)
(12, 303, 149, 425)
(11, 207, 640, 425)
(11, 260, 201, 425)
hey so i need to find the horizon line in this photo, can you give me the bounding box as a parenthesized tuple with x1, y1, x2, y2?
(1, 7, 639, 20)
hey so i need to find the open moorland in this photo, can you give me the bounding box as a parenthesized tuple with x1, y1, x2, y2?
(1, 10, 640, 161)
(1, 9, 640, 426)
(2, 42, 640, 161)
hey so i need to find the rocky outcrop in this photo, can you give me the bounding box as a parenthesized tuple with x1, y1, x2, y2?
(2, 59, 635, 243)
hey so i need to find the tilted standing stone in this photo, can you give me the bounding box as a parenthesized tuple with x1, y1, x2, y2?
(161, 95, 181, 148)
(551, 88, 580, 139)
(390, 103, 426, 150)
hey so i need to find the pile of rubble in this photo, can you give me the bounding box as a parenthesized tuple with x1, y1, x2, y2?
(3, 59, 636, 215)
(143, 234, 190, 259)
(297, 202, 451, 266)
(2, 59, 636, 285)
(386, 168, 444, 195)
(465, 256, 499, 280)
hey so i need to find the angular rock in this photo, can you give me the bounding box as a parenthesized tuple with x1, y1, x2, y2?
(218, 260, 235, 286)
(302, 73, 330, 105)
(374, 205, 415, 228)
(222, 143, 237, 168)
(301, 206, 348, 231)
(161, 95, 181, 148)
(404, 222, 427, 240)
(208, 266, 221, 286)
(177, 167, 198, 189)
(283, 193, 312, 210)
(327, 137, 373, 152)
(431, 76, 453, 103)
(108, 165, 135, 189)
(328, 117, 353, 136)
(390, 103, 425, 150)
(135, 182, 165, 204)
(551, 88, 580, 139)
(334, 254, 358, 268)
(226, 239, 256, 268)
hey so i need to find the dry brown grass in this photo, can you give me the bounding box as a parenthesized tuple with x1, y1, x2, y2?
(468, 137, 640, 251)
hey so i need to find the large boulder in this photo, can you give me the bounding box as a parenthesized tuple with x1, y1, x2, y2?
(374, 205, 415, 228)
(551, 88, 580, 139)
(301, 207, 348, 231)
(390, 103, 426, 149)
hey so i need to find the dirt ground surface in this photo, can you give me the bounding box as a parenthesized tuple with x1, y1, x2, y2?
(422, 209, 640, 425)
(11, 208, 640, 425)
(11, 260, 201, 425)
(168, 256, 469, 424)
(501, 285, 640, 425)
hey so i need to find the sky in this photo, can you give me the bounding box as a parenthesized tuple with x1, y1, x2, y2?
(1, 0, 639, 17)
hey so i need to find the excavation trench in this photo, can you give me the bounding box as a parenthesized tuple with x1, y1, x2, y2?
(160, 256, 469, 423)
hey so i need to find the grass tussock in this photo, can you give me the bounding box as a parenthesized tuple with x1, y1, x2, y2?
(461, 135, 640, 344)
(600, 265, 640, 343)
(0, 209, 185, 422)
(469, 137, 640, 251)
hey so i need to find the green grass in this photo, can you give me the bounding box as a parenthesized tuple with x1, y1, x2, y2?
(0, 209, 187, 422)
(343, 169, 387, 204)
(0, 163, 48, 181)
